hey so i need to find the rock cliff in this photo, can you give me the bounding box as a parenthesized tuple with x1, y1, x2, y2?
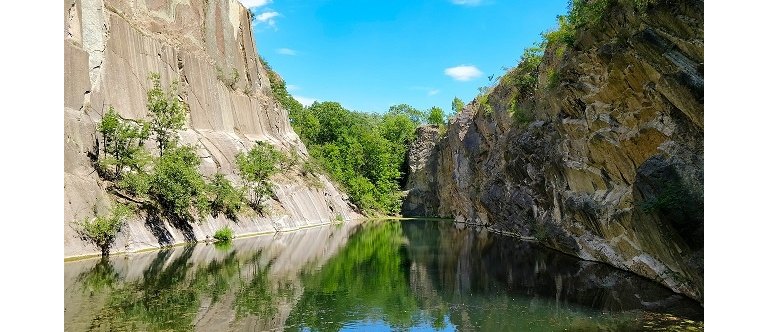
(64, 0, 359, 258)
(403, 0, 703, 302)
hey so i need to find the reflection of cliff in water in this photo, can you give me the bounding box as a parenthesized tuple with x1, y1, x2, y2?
(64, 222, 362, 332)
(401, 220, 704, 321)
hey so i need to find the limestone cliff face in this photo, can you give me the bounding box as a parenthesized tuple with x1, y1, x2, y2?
(403, 0, 703, 302)
(64, 0, 359, 258)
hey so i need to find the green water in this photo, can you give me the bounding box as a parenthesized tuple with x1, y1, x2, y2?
(64, 220, 703, 331)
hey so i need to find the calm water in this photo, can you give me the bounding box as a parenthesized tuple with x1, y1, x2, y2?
(64, 220, 703, 331)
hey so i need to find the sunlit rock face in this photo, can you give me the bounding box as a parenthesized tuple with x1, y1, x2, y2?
(64, 0, 359, 258)
(403, 0, 703, 302)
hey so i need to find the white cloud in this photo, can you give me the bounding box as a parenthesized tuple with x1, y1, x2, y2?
(293, 96, 317, 107)
(428, 89, 440, 96)
(277, 48, 297, 56)
(444, 65, 483, 81)
(239, 0, 271, 8)
(286, 84, 299, 92)
(451, 0, 483, 6)
(254, 11, 279, 28)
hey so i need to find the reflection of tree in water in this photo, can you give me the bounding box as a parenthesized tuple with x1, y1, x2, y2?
(285, 221, 421, 331)
(77, 258, 120, 295)
(77, 246, 293, 331)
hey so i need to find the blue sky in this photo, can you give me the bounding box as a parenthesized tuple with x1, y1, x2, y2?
(241, 0, 569, 114)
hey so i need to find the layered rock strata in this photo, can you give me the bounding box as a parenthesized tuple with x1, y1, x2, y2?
(403, 0, 704, 302)
(64, 0, 359, 258)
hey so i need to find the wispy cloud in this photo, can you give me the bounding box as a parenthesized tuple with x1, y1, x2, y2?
(239, 0, 271, 8)
(254, 11, 279, 29)
(277, 48, 297, 56)
(286, 84, 299, 92)
(444, 65, 482, 81)
(294, 96, 317, 107)
(410, 86, 441, 96)
(451, 0, 484, 6)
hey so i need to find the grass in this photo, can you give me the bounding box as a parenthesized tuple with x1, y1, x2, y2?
(213, 226, 234, 242)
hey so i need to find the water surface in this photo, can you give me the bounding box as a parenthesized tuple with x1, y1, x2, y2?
(64, 219, 703, 331)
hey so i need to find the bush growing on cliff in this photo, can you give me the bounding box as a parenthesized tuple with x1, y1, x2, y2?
(148, 145, 211, 220)
(236, 142, 284, 212)
(147, 72, 187, 156)
(78, 203, 132, 257)
(96, 106, 151, 180)
(209, 173, 245, 220)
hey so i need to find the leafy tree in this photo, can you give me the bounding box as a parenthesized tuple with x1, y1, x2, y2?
(148, 145, 210, 220)
(78, 203, 132, 257)
(426, 106, 445, 126)
(209, 173, 245, 219)
(146, 72, 187, 156)
(96, 106, 151, 179)
(236, 142, 284, 211)
(451, 97, 465, 116)
(388, 104, 425, 124)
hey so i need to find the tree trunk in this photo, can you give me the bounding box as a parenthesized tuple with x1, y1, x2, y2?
(101, 245, 110, 258)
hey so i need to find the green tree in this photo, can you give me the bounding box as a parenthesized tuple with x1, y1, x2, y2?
(451, 97, 465, 117)
(147, 72, 187, 156)
(96, 107, 151, 179)
(148, 145, 210, 220)
(388, 104, 425, 124)
(236, 142, 284, 211)
(209, 173, 245, 219)
(78, 203, 132, 257)
(426, 106, 445, 126)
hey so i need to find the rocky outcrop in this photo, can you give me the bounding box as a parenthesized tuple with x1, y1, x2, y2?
(403, 0, 703, 302)
(64, 0, 359, 258)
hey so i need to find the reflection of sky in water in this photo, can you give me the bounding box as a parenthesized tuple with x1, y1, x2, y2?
(64, 220, 703, 331)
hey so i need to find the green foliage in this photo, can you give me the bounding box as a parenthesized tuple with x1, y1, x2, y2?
(216, 66, 240, 90)
(213, 226, 234, 242)
(569, 0, 611, 28)
(78, 203, 132, 257)
(209, 173, 245, 219)
(146, 72, 187, 156)
(97, 107, 151, 179)
(512, 46, 544, 98)
(542, 15, 575, 47)
(426, 106, 445, 126)
(509, 103, 534, 125)
(260, 56, 305, 123)
(546, 68, 560, 90)
(289, 102, 419, 214)
(451, 97, 465, 117)
(148, 145, 210, 220)
(477, 94, 493, 116)
(236, 142, 283, 211)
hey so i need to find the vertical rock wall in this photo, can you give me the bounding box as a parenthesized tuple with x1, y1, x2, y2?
(64, 0, 360, 258)
(403, 0, 703, 302)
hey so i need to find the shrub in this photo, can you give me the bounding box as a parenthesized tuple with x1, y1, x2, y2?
(236, 142, 283, 212)
(542, 15, 575, 47)
(546, 68, 560, 90)
(569, 0, 611, 29)
(78, 203, 132, 257)
(146, 72, 187, 156)
(96, 107, 151, 180)
(209, 173, 245, 220)
(213, 226, 234, 242)
(148, 145, 210, 220)
(426, 106, 445, 126)
(216, 67, 240, 90)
